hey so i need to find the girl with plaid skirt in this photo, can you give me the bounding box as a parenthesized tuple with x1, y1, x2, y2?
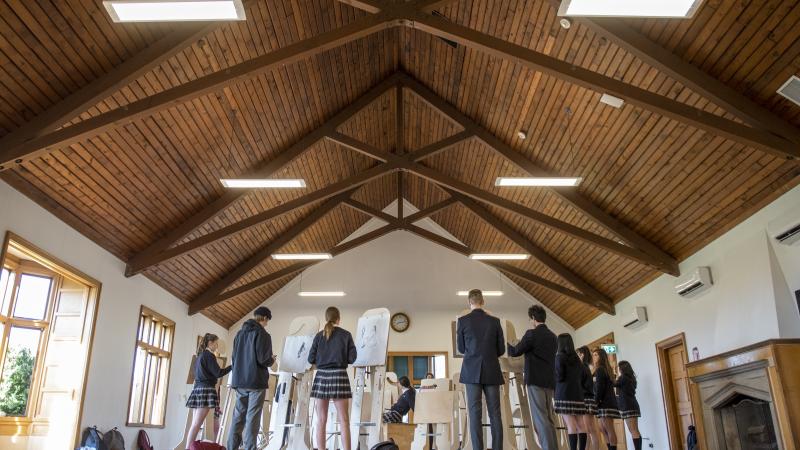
(615, 361, 642, 450)
(578, 346, 601, 450)
(554, 334, 590, 450)
(382, 376, 416, 423)
(592, 348, 620, 450)
(185, 333, 231, 446)
(308, 306, 357, 450)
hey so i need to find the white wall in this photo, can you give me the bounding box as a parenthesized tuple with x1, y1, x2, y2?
(0, 180, 230, 450)
(232, 202, 574, 379)
(575, 184, 800, 450)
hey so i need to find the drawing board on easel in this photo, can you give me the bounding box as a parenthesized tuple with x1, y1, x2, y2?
(353, 308, 390, 367)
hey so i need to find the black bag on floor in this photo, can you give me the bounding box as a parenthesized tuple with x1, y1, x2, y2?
(77, 426, 109, 450)
(370, 438, 399, 450)
(103, 427, 125, 450)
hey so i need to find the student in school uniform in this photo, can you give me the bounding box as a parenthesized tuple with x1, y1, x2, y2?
(185, 333, 231, 446)
(614, 361, 642, 450)
(383, 376, 416, 423)
(577, 346, 600, 450)
(553, 334, 589, 450)
(592, 348, 620, 450)
(308, 306, 357, 450)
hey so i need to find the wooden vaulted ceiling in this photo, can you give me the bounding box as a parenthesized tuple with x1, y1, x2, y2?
(1, 0, 800, 328)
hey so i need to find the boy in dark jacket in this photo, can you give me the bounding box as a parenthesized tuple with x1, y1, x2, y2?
(227, 306, 276, 450)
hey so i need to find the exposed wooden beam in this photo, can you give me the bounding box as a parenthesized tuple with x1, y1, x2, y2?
(405, 13, 800, 160)
(412, 130, 473, 161)
(127, 162, 399, 274)
(404, 197, 457, 222)
(543, 4, 800, 147)
(327, 132, 390, 162)
(400, 74, 679, 275)
(406, 161, 672, 272)
(396, 84, 405, 155)
(338, 0, 383, 14)
(397, 172, 404, 219)
(0, 24, 216, 171)
(188, 190, 354, 314)
(2, 13, 400, 170)
(191, 224, 398, 313)
(449, 189, 613, 311)
(343, 198, 401, 225)
(125, 74, 401, 275)
(405, 223, 609, 312)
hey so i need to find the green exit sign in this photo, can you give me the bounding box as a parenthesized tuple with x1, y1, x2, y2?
(601, 344, 617, 354)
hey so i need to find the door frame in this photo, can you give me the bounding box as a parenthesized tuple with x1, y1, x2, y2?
(655, 333, 705, 450)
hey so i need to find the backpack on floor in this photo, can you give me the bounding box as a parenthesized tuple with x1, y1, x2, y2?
(137, 429, 154, 450)
(102, 427, 125, 450)
(370, 439, 399, 450)
(77, 426, 108, 450)
(188, 441, 226, 450)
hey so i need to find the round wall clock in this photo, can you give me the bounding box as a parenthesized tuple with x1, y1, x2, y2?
(390, 312, 410, 333)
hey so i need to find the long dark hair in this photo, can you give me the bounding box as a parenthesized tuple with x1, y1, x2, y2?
(323, 306, 340, 340)
(399, 376, 415, 392)
(618, 360, 636, 381)
(577, 345, 592, 366)
(557, 334, 580, 365)
(197, 333, 218, 355)
(592, 347, 612, 378)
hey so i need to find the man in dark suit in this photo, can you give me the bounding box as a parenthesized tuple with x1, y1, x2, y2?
(507, 305, 558, 450)
(457, 289, 506, 450)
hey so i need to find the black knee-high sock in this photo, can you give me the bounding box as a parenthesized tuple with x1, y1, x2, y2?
(633, 437, 642, 450)
(578, 433, 587, 450)
(609, 446, 617, 450)
(568, 433, 578, 450)
(606, 444, 612, 450)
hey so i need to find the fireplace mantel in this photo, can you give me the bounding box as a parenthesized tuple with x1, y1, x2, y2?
(686, 339, 800, 450)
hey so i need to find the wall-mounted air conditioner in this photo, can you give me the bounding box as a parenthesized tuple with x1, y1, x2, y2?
(767, 213, 800, 246)
(674, 266, 713, 297)
(623, 306, 648, 329)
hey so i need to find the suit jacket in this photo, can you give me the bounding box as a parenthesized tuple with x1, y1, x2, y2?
(457, 309, 505, 385)
(506, 324, 557, 388)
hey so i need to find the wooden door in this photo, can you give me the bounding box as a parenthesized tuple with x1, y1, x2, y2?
(32, 276, 95, 449)
(656, 333, 697, 450)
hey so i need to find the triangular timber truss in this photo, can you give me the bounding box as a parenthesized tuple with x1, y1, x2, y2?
(2, 0, 800, 322)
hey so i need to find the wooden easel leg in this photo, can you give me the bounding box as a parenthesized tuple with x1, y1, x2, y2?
(367, 366, 386, 448)
(174, 409, 193, 450)
(287, 372, 314, 450)
(267, 373, 296, 450)
(512, 373, 540, 450)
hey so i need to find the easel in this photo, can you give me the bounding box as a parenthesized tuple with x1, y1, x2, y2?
(174, 351, 229, 450)
(350, 308, 391, 450)
(500, 319, 540, 450)
(214, 379, 279, 448)
(415, 378, 454, 450)
(382, 372, 400, 441)
(450, 372, 468, 450)
(267, 316, 319, 450)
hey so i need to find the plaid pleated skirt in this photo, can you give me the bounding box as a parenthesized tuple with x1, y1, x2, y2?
(186, 385, 220, 409)
(382, 410, 403, 423)
(553, 399, 590, 415)
(596, 407, 621, 419)
(311, 368, 352, 399)
(620, 408, 641, 419)
(583, 397, 597, 415)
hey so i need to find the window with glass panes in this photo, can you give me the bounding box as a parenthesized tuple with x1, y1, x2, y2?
(0, 257, 57, 418)
(387, 351, 448, 386)
(127, 306, 175, 427)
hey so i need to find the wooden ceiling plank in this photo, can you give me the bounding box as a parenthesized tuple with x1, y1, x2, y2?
(188, 189, 356, 313)
(400, 74, 680, 275)
(127, 162, 399, 274)
(449, 189, 614, 311)
(193, 223, 398, 313)
(404, 13, 800, 160)
(125, 74, 401, 275)
(0, 25, 218, 171)
(406, 161, 669, 272)
(2, 13, 400, 169)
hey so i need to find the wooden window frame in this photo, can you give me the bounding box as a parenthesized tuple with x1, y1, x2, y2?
(0, 231, 102, 443)
(126, 305, 175, 428)
(387, 351, 449, 386)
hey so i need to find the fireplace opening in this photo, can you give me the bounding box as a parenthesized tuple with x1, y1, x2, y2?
(716, 393, 778, 449)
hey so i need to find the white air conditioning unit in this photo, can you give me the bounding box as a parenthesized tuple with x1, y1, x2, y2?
(623, 306, 648, 329)
(767, 213, 800, 246)
(675, 266, 713, 297)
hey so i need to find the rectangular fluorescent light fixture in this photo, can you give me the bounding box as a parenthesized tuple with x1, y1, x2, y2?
(457, 290, 504, 297)
(298, 291, 346, 297)
(495, 177, 582, 187)
(600, 93, 625, 108)
(558, 0, 704, 18)
(272, 253, 332, 260)
(220, 179, 306, 188)
(104, 0, 245, 22)
(469, 254, 530, 260)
